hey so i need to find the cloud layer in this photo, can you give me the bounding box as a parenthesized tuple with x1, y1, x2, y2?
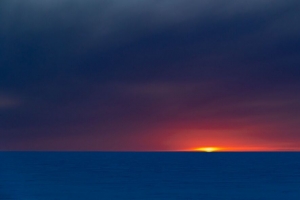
(0, 0, 300, 150)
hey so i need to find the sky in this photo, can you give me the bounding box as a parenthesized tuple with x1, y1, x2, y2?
(0, 0, 300, 151)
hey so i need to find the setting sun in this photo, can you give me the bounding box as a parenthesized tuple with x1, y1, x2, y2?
(193, 147, 221, 152)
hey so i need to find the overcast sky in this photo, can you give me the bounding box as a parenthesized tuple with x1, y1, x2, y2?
(1, 0, 300, 151)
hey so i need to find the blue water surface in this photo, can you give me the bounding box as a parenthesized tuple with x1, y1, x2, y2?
(0, 152, 300, 200)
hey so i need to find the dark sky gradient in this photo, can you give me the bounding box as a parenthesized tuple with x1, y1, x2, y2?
(1, 0, 300, 151)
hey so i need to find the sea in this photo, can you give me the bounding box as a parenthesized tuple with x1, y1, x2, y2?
(0, 152, 300, 200)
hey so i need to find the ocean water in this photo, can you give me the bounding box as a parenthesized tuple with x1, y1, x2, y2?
(0, 152, 300, 200)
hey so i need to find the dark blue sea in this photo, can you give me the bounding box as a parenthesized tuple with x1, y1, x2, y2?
(1, 152, 300, 200)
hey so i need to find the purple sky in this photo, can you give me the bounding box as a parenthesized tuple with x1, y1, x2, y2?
(1, 0, 300, 151)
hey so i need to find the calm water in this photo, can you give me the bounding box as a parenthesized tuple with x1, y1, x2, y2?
(0, 152, 300, 200)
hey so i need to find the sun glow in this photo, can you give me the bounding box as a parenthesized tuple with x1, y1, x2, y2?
(193, 147, 221, 152)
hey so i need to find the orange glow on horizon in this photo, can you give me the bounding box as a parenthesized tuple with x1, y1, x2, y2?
(166, 129, 299, 152)
(193, 147, 222, 152)
(180, 146, 299, 152)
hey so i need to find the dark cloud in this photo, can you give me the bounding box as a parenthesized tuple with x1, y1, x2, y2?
(0, 0, 300, 150)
